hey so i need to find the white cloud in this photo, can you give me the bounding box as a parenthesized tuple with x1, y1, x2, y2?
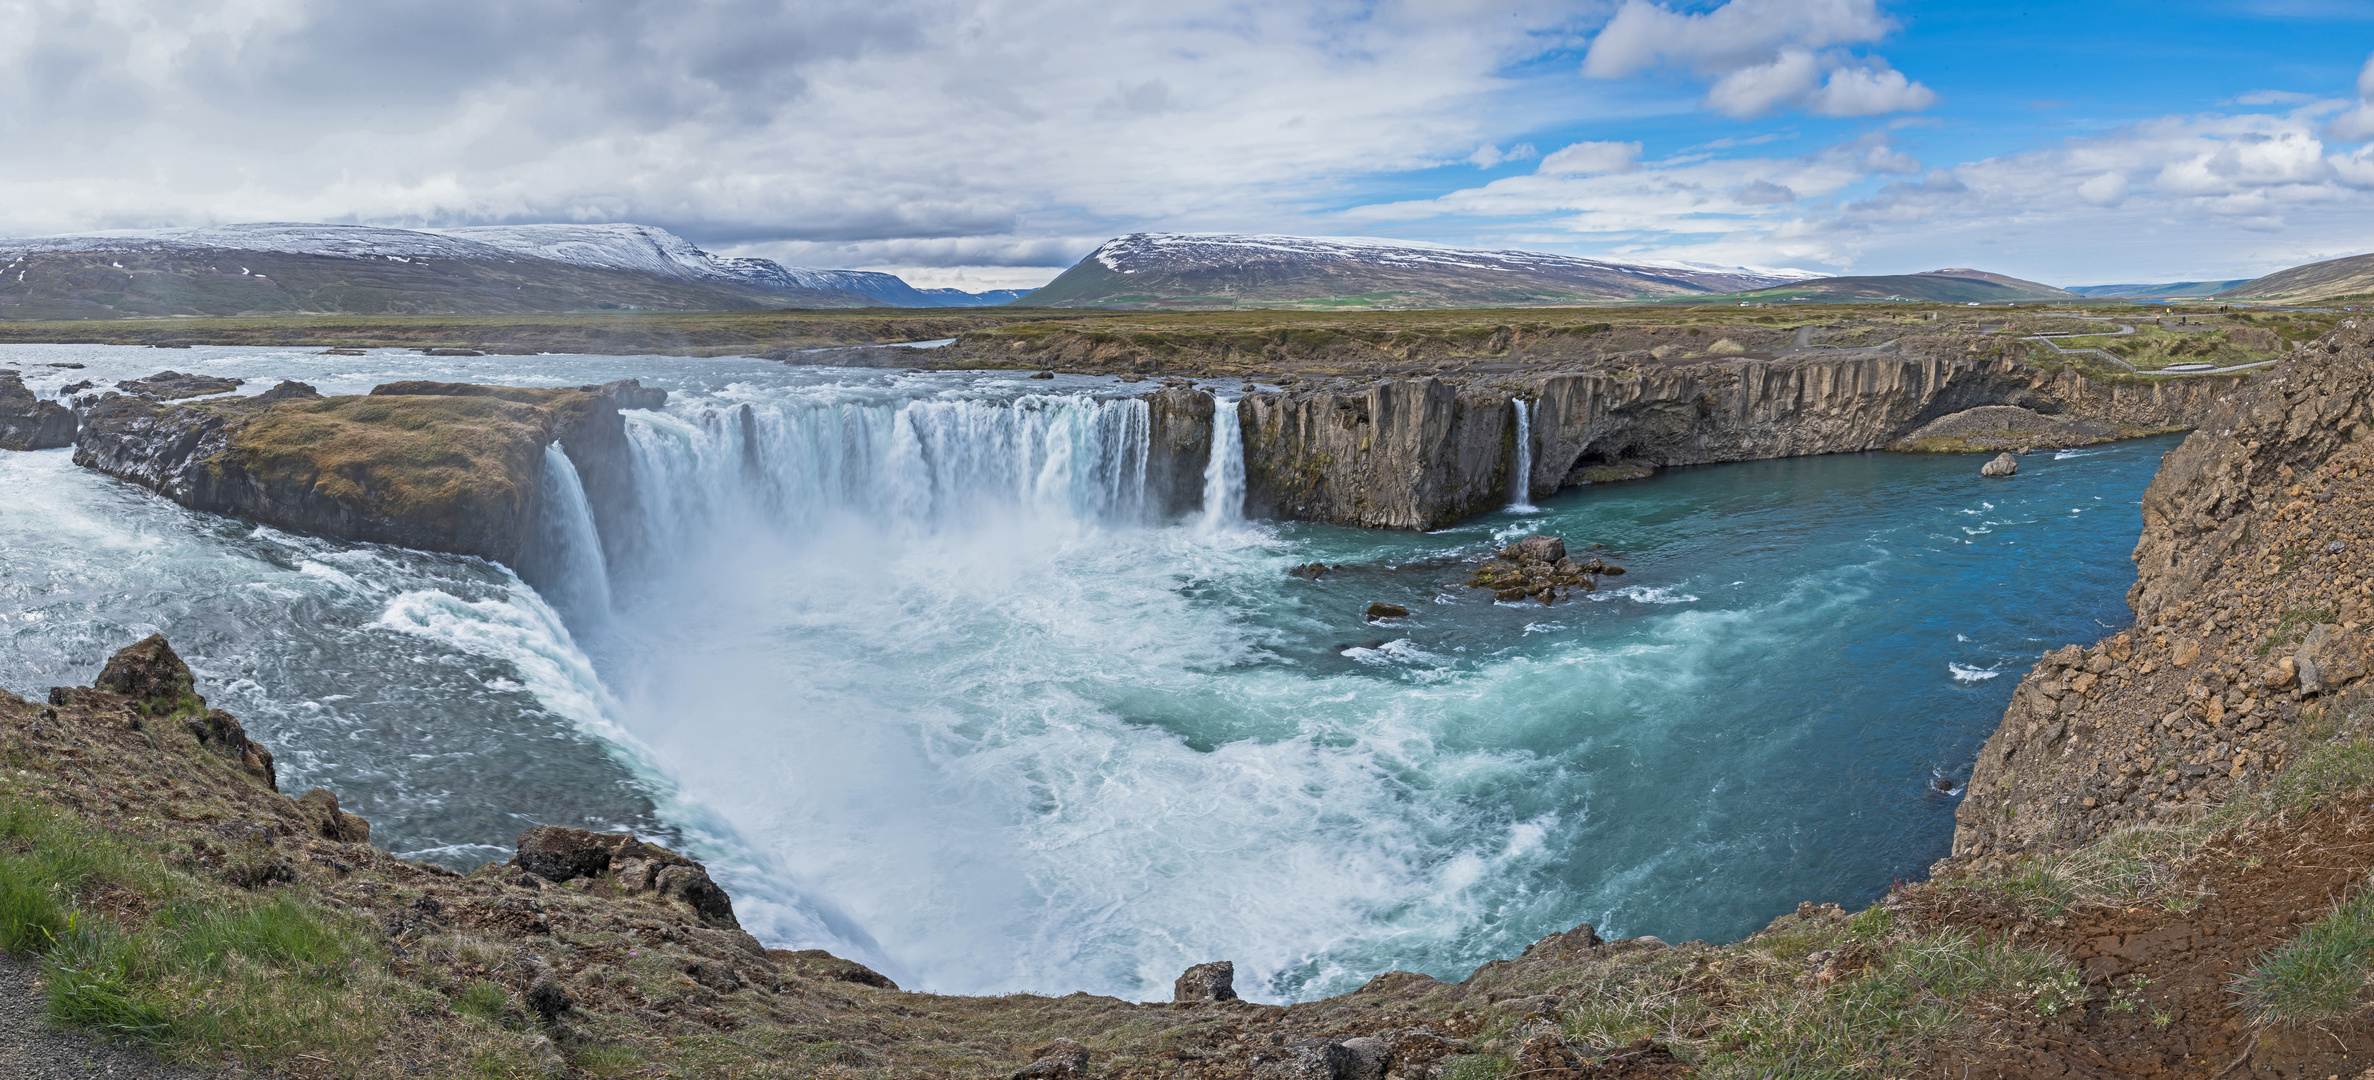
(1582, 0, 1933, 119)
(1469, 143, 1539, 168)
(1537, 141, 1641, 175)
(2077, 172, 2129, 207)
(2324, 52, 2374, 141)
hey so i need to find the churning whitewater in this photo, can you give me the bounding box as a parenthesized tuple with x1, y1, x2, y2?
(0, 346, 2180, 1005)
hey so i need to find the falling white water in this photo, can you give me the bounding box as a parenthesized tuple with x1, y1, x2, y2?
(1509, 398, 1538, 512)
(536, 443, 614, 626)
(1198, 396, 1246, 532)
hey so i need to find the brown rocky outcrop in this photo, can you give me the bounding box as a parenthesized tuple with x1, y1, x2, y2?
(509, 823, 743, 931)
(71, 379, 647, 581)
(1464, 535, 1622, 604)
(1951, 321, 2374, 860)
(0, 370, 75, 449)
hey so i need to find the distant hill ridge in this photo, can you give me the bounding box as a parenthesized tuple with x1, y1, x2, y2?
(1027, 232, 1818, 308)
(2216, 251, 2374, 304)
(0, 222, 1020, 319)
(1728, 267, 2078, 304)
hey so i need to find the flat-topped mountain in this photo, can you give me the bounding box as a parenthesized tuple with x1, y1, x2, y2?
(1731, 267, 2078, 304)
(1018, 232, 1814, 308)
(2216, 250, 2374, 304)
(0, 222, 1017, 318)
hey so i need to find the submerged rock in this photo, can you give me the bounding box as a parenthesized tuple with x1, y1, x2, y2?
(118, 370, 243, 400)
(0, 371, 74, 450)
(1365, 602, 1410, 621)
(1979, 452, 2018, 477)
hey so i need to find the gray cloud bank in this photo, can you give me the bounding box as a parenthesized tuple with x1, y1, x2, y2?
(0, 0, 1611, 285)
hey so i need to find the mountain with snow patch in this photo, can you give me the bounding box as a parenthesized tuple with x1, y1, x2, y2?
(1021, 233, 1817, 308)
(0, 222, 1018, 319)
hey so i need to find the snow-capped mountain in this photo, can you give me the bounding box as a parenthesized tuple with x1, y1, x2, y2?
(0, 222, 1020, 312)
(1028, 232, 1816, 307)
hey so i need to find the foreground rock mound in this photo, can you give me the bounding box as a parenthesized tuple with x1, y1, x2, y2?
(0, 371, 74, 449)
(1954, 319, 2374, 859)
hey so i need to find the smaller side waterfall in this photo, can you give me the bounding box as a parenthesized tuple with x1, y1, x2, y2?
(536, 442, 614, 626)
(1509, 398, 1537, 512)
(1198, 397, 1246, 531)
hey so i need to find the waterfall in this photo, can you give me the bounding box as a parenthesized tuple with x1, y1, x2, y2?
(615, 393, 1155, 573)
(1197, 397, 1245, 532)
(1509, 398, 1537, 513)
(535, 442, 614, 625)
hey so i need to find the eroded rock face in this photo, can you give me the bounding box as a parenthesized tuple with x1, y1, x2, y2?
(0, 371, 75, 450)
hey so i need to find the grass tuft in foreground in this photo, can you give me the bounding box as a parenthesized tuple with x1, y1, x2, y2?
(2233, 874, 2374, 1025)
(0, 791, 399, 1072)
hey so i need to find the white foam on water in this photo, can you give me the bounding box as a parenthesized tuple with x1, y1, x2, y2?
(1947, 663, 2002, 682)
(1591, 585, 1700, 605)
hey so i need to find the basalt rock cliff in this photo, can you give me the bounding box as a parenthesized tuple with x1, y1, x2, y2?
(1180, 353, 2242, 530)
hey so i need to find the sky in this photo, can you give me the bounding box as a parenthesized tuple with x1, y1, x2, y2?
(4, 0, 2374, 290)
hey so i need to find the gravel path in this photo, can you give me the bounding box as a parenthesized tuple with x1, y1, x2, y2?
(0, 958, 201, 1079)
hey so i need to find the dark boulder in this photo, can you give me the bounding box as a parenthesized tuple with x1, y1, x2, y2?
(96, 634, 201, 717)
(1364, 602, 1410, 621)
(510, 824, 744, 930)
(578, 378, 668, 411)
(513, 824, 620, 882)
(1514, 535, 1566, 563)
(0, 372, 75, 450)
(1174, 959, 1238, 1002)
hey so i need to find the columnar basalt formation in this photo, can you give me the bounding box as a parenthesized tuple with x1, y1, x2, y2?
(1238, 378, 1512, 530)
(1950, 322, 2374, 862)
(1143, 386, 1215, 518)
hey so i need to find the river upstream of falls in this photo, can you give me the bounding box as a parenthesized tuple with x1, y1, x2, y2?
(0, 345, 2182, 1003)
